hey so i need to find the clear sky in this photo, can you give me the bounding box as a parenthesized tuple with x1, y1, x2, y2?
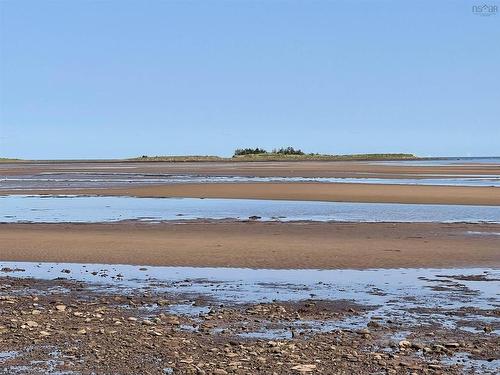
(0, 1, 499, 159)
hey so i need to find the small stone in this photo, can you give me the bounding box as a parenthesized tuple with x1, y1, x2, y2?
(55, 305, 67, 312)
(164, 316, 180, 325)
(433, 344, 446, 353)
(483, 325, 493, 333)
(398, 340, 411, 348)
(367, 320, 380, 328)
(26, 321, 39, 328)
(291, 364, 317, 373)
(358, 328, 371, 335)
(77, 329, 87, 335)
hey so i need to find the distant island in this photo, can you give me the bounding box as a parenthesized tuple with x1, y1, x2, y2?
(131, 148, 417, 162)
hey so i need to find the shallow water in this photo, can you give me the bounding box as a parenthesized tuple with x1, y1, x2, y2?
(2, 195, 500, 223)
(1, 262, 498, 334)
(2, 172, 500, 188)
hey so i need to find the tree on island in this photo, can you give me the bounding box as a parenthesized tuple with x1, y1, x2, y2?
(234, 146, 305, 156)
(273, 146, 304, 155)
(233, 147, 268, 156)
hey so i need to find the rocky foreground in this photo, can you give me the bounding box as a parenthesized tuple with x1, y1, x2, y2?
(0, 276, 498, 374)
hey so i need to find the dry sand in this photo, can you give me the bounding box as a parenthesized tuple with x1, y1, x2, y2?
(1, 221, 499, 269)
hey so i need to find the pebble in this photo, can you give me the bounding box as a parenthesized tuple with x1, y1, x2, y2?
(398, 340, 411, 348)
(55, 305, 67, 312)
(291, 364, 316, 373)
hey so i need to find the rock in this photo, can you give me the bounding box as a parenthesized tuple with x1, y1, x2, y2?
(444, 342, 460, 348)
(26, 320, 39, 327)
(358, 328, 371, 335)
(433, 344, 447, 353)
(142, 319, 155, 326)
(77, 329, 87, 335)
(55, 305, 67, 312)
(367, 320, 380, 328)
(40, 331, 51, 336)
(213, 370, 228, 375)
(483, 325, 493, 333)
(398, 340, 411, 348)
(411, 342, 424, 350)
(291, 364, 317, 373)
(31, 310, 41, 315)
(164, 316, 180, 325)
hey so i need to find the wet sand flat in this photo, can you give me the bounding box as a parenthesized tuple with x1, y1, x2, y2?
(1, 160, 499, 178)
(4, 182, 499, 205)
(1, 221, 499, 269)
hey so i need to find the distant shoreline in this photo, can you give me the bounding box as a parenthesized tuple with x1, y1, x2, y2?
(1, 155, 500, 163)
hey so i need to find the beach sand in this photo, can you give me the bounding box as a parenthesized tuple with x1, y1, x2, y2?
(3, 182, 499, 205)
(2, 160, 499, 205)
(1, 221, 499, 269)
(1, 160, 499, 177)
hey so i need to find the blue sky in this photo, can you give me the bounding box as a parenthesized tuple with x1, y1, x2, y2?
(0, 0, 499, 159)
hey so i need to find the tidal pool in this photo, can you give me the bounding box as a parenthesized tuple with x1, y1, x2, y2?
(1, 195, 500, 223)
(1, 262, 498, 336)
(2, 172, 500, 188)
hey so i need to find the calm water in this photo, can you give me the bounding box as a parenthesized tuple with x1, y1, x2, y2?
(2, 173, 500, 188)
(1, 262, 498, 335)
(1, 262, 498, 308)
(1, 195, 499, 223)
